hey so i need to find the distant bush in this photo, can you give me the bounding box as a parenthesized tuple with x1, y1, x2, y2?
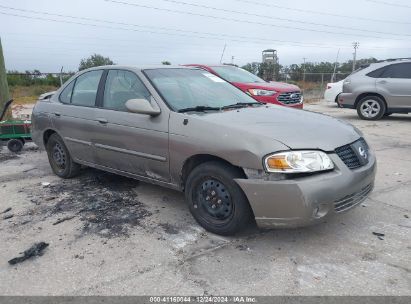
(7, 70, 73, 87)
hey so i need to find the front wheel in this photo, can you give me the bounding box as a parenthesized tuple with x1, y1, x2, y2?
(357, 96, 386, 120)
(185, 161, 252, 235)
(46, 133, 80, 178)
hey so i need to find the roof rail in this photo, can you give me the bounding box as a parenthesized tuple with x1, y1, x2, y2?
(378, 57, 411, 63)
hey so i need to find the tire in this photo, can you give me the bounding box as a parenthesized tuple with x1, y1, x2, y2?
(185, 161, 252, 235)
(356, 95, 386, 120)
(7, 139, 24, 153)
(46, 133, 80, 178)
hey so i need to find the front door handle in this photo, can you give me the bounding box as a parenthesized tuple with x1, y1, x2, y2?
(96, 117, 108, 124)
(54, 112, 61, 117)
(377, 80, 387, 84)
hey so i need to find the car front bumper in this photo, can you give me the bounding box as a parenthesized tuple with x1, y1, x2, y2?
(234, 153, 376, 229)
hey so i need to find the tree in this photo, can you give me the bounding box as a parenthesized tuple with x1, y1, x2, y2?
(79, 54, 114, 71)
(242, 62, 260, 75)
(161, 61, 171, 65)
(0, 37, 11, 120)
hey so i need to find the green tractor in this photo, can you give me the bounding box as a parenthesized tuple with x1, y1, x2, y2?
(0, 99, 32, 153)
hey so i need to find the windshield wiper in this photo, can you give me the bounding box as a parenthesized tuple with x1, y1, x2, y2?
(178, 106, 222, 113)
(221, 102, 264, 110)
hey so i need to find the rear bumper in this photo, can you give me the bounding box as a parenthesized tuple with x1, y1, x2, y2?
(235, 153, 376, 229)
(338, 93, 356, 109)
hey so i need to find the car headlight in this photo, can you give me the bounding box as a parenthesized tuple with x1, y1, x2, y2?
(248, 89, 277, 96)
(264, 151, 334, 173)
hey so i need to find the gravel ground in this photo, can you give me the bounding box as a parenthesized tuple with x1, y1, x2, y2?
(0, 101, 410, 296)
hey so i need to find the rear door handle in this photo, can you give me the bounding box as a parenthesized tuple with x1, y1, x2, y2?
(96, 117, 108, 124)
(54, 112, 61, 117)
(377, 80, 387, 84)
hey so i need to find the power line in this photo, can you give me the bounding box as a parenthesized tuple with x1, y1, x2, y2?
(364, 0, 411, 9)
(233, 0, 411, 24)
(149, 0, 411, 37)
(0, 5, 360, 49)
(0, 5, 409, 52)
(102, 0, 410, 41)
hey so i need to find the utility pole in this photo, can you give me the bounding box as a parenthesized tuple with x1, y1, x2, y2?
(219, 44, 226, 64)
(331, 49, 340, 82)
(352, 42, 359, 72)
(302, 57, 307, 82)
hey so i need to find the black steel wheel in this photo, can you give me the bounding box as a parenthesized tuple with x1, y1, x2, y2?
(7, 139, 24, 153)
(185, 161, 252, 235)
(46, 133, 80, 178)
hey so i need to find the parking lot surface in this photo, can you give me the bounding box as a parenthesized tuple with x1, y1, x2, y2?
(0, 101, 410, 295)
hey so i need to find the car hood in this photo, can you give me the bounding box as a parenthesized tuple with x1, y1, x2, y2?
(233, 81, 300, 92)
(188, 105, 360, 151)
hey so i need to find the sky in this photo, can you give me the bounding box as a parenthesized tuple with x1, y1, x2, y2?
(1, 0, 411, 72)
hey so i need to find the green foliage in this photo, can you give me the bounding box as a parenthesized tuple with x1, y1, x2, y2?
(0, 37, 11, 112)
(7, 70, 73, 87)
(161, 61, 171, 65)
(79, 54, 115, 71)
(242, 57, 378, 82)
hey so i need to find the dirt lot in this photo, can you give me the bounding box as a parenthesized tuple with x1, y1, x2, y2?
(0, 101, 410, 296)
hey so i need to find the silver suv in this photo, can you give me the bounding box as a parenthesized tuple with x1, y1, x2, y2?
(339, 59, 411, 120)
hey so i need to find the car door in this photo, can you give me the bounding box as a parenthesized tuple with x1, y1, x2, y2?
(93, 69, 170, 181)
(376, 63, 411, 108)
(50, 70, 103, 164)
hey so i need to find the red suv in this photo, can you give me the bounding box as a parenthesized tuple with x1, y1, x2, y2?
(184, 64, 303, 109)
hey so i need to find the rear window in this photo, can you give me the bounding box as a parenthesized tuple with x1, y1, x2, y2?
(380, 63, 411, 79)
(366, 66, 387, 78)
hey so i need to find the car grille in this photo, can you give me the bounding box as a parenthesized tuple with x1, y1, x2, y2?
(335, 138, 368, 169)
(334, 183, 373, 212)
(277, 91, 302, 105)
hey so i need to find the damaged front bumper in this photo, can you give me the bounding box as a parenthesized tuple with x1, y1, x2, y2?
(235, 154, 376, 229)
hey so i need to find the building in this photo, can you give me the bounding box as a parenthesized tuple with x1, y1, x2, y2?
(262, 49, 279, 65)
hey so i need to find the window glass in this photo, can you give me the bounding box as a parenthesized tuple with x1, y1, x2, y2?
(366, 67, 386, 78)
(212, 66, 265, 83)
(71, 70, 103, 107)
(381, 63, 411, 79)
(59, 80, 75, 103)
(103, 70, 151, 111)
(145, 68, 257, 111)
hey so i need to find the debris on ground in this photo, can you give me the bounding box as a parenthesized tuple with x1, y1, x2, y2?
(160, 223, 179, 234)
(8, 242, 49, 265)
(26, 170, 151, 238)
(41, 182, 51, 187)
(3, 214, 14, 220)
(1, 207, 12, 214)
(372, 232, 385, 240)
(405, 215, 409, 219)
(53, 216, 75, 226)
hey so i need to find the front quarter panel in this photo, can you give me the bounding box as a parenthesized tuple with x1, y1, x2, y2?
(168, 111, 289, 186)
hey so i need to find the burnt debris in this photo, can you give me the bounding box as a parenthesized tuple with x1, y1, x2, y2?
(8, 242, 49, 265)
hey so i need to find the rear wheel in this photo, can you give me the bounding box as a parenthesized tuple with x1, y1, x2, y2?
(7, 139, 24, 153)
(357, 96, 386, 120)
(46, 133, 80, 178)
(185, 161, 252, 235)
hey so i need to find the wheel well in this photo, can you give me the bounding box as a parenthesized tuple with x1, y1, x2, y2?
(180, 154, 246, 190)
(43, 129, 57, 146)
(355, 92, 387, 109)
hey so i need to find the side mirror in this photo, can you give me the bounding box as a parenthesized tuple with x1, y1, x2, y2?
(125, 98, 161, 116)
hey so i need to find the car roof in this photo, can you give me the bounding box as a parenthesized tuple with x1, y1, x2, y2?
(81, 65, 199, 72)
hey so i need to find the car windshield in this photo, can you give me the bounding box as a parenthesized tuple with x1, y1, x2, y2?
(144, 68, 260, 112)
(211, 66, 266, 83)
